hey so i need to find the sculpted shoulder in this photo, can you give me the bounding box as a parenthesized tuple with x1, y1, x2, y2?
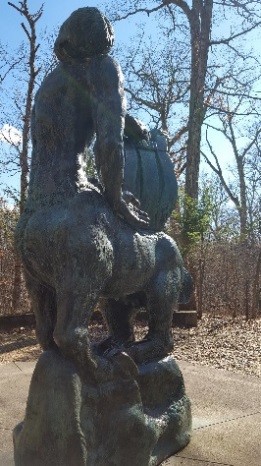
(97, 55, 124, 89)
(35, 64, 69, 101)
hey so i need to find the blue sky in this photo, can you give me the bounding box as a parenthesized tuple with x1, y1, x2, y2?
(0, 0, 140, 198)
(0, 0, 137, 51)
(0, 0, 260, 200)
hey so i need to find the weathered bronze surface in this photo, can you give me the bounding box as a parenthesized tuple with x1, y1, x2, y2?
(14, 7, 191, 465)
(14, 351, 191, 466)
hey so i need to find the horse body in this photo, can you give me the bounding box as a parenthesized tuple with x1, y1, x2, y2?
(16, 185, 183, 370)
(15, 58, 185, 374)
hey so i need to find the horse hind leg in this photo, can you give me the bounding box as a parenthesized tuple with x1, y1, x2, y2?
(25, 273, 57, 351)
(53, 285, 98, 373)
(54, 289, 138, 383)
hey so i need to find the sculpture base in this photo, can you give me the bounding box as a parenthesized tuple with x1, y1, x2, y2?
(13, 350, 191, 466)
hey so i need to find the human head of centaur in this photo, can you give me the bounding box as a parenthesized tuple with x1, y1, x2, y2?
(54, 7, 114, 63)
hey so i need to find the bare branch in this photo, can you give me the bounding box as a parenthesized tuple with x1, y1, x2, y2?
(113, 1, 171, 21)
(21, 22, 31, 41)
(169, 125, 188, 146)
(210, 21, 261, 46)
(0, 57, 23, 84)
(113, 0, 192, 22)
(202, 149, 239, 207)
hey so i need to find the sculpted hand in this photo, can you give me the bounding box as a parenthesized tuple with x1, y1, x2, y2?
(122, 190, 141, 208)
(117, 194, 150, 228)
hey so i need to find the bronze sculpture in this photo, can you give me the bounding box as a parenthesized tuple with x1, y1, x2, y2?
(14, 8, 191, 465)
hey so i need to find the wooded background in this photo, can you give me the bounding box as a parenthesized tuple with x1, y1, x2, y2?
(0, 1, 260, 319)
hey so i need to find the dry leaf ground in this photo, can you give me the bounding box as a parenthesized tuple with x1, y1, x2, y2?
(1, 315, 260, 377)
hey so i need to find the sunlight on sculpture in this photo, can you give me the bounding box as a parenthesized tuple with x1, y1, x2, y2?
(14, 7, 192, 466)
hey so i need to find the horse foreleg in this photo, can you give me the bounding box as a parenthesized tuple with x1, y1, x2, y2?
(125, 268, 180, 364)
(145, 270, 177, 351)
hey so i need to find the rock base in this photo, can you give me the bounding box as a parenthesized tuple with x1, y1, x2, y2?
(14, 351, 191, 466)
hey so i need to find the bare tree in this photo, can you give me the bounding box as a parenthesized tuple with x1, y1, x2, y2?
(0, 0, 43, 311)
(7, 0, 43, 213)
(202, 94, 261, 239)
(106, 0, 261, 202)
(118, 34, 190, 176)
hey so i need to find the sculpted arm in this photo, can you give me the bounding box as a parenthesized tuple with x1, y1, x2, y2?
(94, 57, 149, 227)
(95, 57, 124, 210)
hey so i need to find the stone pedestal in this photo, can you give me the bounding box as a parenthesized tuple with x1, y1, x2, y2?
(14, 351, 191, 466)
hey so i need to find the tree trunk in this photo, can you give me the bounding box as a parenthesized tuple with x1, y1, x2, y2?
(9, 0, 42, 312)
(245, 280, 250, 321)
(197, 236, 206, 319)
(185, 0, 213, 201)
(182, 1, 213, 248)
(252, 249, 261, 318)
(11, 256, 22, 312)
(236, 155, 248, 239)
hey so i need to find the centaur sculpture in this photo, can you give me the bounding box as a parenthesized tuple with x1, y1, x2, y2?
(14, 8, 192, 465)
(15, 7, 191, 377)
